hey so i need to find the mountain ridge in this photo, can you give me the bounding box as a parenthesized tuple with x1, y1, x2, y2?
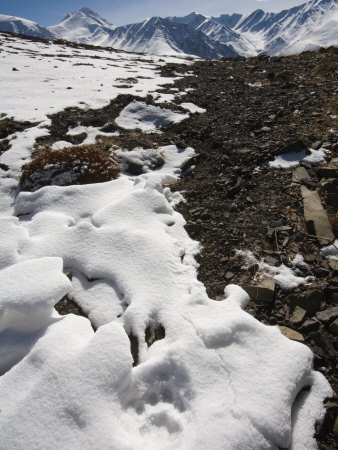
(0, 0, 337, 58)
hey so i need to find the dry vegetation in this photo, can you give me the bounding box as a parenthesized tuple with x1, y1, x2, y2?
(20, 144, 120, 191)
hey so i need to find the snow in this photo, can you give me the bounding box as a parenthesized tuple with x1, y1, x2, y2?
(66, 125, 119, 145)
(115, 100, 189, 133)
(0, 33, 332, 450)
(321, 239, 338, 260)
(179, 102, 206, 113)
(236, 250, 314, 291)
(268, 148, 326, 169)
(0, 33, 189, 123)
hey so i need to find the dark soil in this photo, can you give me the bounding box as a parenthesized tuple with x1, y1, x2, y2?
(0, 117, 38, 157)
(163, 47, 338, 449)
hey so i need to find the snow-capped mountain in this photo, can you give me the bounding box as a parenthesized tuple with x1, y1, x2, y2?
(234, 0, 338, 55)
(48, 9, 237, 58)
(170, 13, 256, 56)
(48, 7, 115, 46)
(0, 14, 53, 39)
(102, 17, 238, 58)
(0, 0, 337, 58)
(216, 14, 243, 29)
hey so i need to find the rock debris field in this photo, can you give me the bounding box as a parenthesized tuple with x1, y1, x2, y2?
(0, 32, 337, 449)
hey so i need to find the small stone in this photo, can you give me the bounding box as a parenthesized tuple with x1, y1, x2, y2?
(292, 167, 311, 184)
(242, 278, 275, 303)
(290, 306, 306, 327)
(328, 318, 338, 336)
(278, 326, 304, 342)
(334, 416, 338, 443)
(328, 259, 338, 273)
(184, 222, 201, 235)
(225, 271, 234, 280)
(309, 330, 336, 359)
(299, 319, 320, 332)
(311, 141, 322, 150)
(181, 156, 197, 173)
(316, 305, 338, 323)
(304, 289, 325, 314)
(287, 289, 324, 315)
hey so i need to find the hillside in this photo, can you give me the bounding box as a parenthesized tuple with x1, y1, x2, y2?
(0, 31, 337, 449)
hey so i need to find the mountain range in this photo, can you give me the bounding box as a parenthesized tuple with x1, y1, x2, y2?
(0, 0, 337, 58)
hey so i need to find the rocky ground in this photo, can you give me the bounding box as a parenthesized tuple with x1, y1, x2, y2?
(4, 34, 337, 448)
(163, 47, 338, 449)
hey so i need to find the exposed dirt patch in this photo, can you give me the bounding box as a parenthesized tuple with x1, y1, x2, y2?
(0, 117, 38, 140)
(54, 295, 86, 317)
(33, 94, 183, 152)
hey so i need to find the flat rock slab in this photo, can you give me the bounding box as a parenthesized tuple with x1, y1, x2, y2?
(317, 158, 338, 178)
(278, 326, 305, 342)
(316, 305, 338, 323)
(292, 166, 311, 184)
(301, 186, 334, 245)
(290, 306, 307, 327)
(242, 278, 275, 303)
(328, 318, 338, 336)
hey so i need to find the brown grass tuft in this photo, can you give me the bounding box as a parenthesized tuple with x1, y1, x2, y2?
(20, 144, 120, 192)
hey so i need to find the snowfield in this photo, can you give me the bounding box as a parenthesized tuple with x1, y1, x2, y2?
(0, 33, 332, 449)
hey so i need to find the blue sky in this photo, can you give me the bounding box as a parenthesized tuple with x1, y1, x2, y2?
(0, 0, 310, 26)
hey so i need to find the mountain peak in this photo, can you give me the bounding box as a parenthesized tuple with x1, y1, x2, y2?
(79, 7, 98, 16)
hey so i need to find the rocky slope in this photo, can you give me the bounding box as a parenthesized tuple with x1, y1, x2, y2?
(159, 47, 338, 449)
(1, 31, 336, 447)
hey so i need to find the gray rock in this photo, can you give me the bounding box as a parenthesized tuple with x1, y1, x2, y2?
(278, 326, 304, 342)
(317, 157, 338, 178)
(287, 289, 324, 315)
(328, 318, 338, 336)
(292, 167, 311, 184)
(316, 305, 338, 323)
(328, 259, 338, 273)
(326, 193, 338, 207)
(317, 178, 338, 195)
(334, 416, 338, 444)
(290, 306, 306, 327)
(299, 318, 320, 332)
(242, 278, 275, 303)
(301, 186, 335, 245)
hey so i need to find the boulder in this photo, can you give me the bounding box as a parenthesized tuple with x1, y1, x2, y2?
(301, 186, 334, 245)
(242, 278, 275, 303)
(278, 326, 304, 342)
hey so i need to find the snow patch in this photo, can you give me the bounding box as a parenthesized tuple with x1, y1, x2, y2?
(179, 102, 206, 114)
(321, 239, 338, 260)
(236, 250, 314, 291)
(268, 148, 326, 169)
(115, 101, 189, 133)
